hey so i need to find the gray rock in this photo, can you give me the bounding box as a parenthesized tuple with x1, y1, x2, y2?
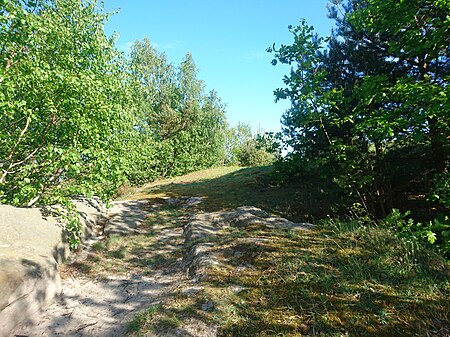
(181, 286, 204, 295)
(185, 197, 203, 207)
(104, 200, 149, 236)
(201, 301, 215, 311)
(0, 198, 105, 336)
(183, 206, 313, 281)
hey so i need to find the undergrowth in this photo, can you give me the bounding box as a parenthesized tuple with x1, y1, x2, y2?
(190, 219, 449, 336)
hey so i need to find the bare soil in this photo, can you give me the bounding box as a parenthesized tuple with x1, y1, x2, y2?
(9, 199, 218, 337)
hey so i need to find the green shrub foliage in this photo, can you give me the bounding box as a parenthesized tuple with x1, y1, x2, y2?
(224, 122, 276, 167)
(0, 2, 228, 247)
(269, 0, 449, 253)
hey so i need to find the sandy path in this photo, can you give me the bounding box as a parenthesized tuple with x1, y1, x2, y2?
(11, 272, 181, 336)
(9, 200, 206, 337)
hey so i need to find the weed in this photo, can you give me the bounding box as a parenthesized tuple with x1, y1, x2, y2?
(108, 246, 127, 259)
(92, 241, 106, 252)
(127, 304, 162, 333)
(156, 314, 182, 330)
(107, 234, 122, 246)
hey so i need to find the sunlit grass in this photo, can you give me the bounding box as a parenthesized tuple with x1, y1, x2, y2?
(121, 165, 340, 223)
(179, 222, 449, 336)
(66, 166, 449, 336)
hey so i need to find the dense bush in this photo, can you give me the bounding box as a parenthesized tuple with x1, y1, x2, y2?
(224, 123, 275, 167)
(269, 0, 449, 256)
(235, 138, 275, 167)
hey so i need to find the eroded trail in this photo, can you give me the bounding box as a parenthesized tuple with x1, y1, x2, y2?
(10, 199, 216, 337)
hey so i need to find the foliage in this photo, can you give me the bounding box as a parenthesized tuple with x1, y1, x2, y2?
(0, 6, 228, 247)
(268, 0, 449, 222)
(235, 138, 275, 167)
(431, 172, 450, 209)
(224, 122, 275, 166)
(0, 0, 134, 247)
(127, 39, 227, 182)
(0, 0, 229, 249)
(224, 122, 252, 165)
(384, 208, 450, 258)
(0, 0, 132, 207)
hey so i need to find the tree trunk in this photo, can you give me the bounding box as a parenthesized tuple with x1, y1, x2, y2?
(427, 116, 447, 173)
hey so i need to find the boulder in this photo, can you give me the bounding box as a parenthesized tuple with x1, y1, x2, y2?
(0, 198, 104, 336)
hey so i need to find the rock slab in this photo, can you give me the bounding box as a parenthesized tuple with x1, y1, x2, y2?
(0, 198, 104, 337)
(184, 206, 313, 280)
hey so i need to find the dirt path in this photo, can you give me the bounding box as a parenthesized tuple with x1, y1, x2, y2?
(9, 199, 216, 337)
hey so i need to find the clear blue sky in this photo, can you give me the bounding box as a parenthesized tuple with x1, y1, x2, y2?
(103, 0, 335, 133)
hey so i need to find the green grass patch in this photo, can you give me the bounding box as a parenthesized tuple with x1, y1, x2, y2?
(127, 304, 163, 333)
(70, 166, 449, 336)
(127, 165, 341, 222)
(192, 221, 449, 337)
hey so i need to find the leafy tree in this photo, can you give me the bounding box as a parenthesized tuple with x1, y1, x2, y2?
(128, 40, 227, 180)
(224, 122, 253, 165)
(269, 0, 449, 220)
(0, 0, 132, 207)
(224, 123, 275, 166)
(348, 0, 449, 171)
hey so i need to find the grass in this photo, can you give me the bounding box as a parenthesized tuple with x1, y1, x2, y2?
(74, 166, 449, 336)
(65, 205, 187, 278)
(204, 222, 449, 336)
(127, 304, 163, 333)
(120, 165, 342, 222)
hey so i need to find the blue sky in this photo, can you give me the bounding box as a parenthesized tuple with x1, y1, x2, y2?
(103, 0, 335, 133)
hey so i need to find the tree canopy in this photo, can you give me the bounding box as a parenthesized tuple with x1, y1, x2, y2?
(0, 1, 229, 247)
(0, 0, 132, 207)
(269, 0, 449, 254)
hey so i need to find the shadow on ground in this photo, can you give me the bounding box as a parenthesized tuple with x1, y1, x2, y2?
(130, 166, 345, 223)
(10, 199, 217, 337)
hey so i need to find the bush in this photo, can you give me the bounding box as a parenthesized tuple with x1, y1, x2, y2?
(383, 209, 450, 259)
(236, 139, 275, 167)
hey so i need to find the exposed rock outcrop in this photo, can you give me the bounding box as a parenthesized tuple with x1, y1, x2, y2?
(0, 198, 105, 336)
(183, 206, 313, 281)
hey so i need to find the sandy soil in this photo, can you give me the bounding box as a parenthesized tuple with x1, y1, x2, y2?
(9, 200, 217, 337)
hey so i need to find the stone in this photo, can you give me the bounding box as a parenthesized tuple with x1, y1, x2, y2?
(185, 197, 203, 207)
(181, 286, 204, 295)
(104, 200, 149, 236)
(0, 205, 64, 335)
(201, 301, 215, 311)
(183, 206, 313, 281)
(0, 198, 105, 336)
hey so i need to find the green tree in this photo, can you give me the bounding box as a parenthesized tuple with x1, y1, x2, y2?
(128, 41, 227, 180)
(348, 0, 450, 172)
(224, 122, 253, 165)
(126, 38, 176, 183)
(269, 0, 449, 218)
(128, 38, 178, 140)
(0, 0, 132, 207)
(224, 123, 275, 166)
